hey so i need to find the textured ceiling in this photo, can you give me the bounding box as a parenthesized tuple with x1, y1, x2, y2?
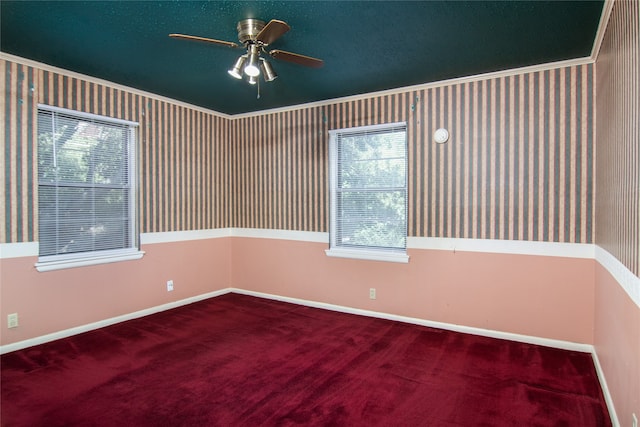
(1, 1, 604, 115)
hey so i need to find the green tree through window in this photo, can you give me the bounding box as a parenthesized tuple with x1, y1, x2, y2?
(328, 122, 408, 261)
(37, 107, 138, 262)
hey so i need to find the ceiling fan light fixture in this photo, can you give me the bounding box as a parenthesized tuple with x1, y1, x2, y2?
(171, 18, 323, 91)
(228, 55, 246, 79)
(244, 45, 261, 77)
(261, 59, 277, 82)
(244, 60, 260, 77)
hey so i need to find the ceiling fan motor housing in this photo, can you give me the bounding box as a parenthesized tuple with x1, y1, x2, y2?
(237, 19, 266, 44)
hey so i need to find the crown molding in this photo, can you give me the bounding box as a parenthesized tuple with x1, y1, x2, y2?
(2, 51, 593, 121)
(591, 0, 615, 60)
(0, 51, 233, 120)
(231, 56, 595, 119)
(2, 0, 612, 120)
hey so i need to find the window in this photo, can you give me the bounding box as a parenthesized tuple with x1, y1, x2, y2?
(326, 122, 409, 263)
(36, 105, 142, 272)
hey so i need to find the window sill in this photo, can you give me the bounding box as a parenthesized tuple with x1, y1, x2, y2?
(35, 250, 145, 272)
(325, 248, 409, 263)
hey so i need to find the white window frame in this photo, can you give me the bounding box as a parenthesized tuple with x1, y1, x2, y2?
(35, 105, 143, 272)
(326, 122, 409, 263)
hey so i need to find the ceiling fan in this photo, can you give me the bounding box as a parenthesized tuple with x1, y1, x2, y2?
(170, 19, 324, 86)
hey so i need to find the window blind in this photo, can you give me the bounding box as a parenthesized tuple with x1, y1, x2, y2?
(330, 123, 407, 253)
(37, 107, 137, 259)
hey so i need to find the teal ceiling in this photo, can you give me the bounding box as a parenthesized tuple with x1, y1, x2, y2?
(1, 1, 604, 115)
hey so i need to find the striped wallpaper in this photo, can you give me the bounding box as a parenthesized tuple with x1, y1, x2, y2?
(1, 61, 36, 243)
(2, 56, 596, 246)
(230, 108, 328, 232)
(231, 64, 596, 243)
(596, 0, 640, 277)
(1, 58, 230, 243)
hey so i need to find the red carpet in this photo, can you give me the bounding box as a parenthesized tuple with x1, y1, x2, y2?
(1, 293, 610, 426)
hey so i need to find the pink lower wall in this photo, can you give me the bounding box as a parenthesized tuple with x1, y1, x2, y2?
(4, 234, 635, 424)
(231, 237, 595, 344)
(0, 238, 231, 346)
(594, 263, 640, 426)
(2, 235, 595, 347)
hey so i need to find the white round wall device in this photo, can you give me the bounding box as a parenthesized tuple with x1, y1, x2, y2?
(434, 128, 449, 144)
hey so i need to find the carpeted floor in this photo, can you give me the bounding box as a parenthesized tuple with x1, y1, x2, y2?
(1, 293, 611, 426)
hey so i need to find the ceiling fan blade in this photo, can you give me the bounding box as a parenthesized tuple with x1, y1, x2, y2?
(169, 33, 238, 49)
(269, 50, 324, 68)
(255, 19, 290, 45)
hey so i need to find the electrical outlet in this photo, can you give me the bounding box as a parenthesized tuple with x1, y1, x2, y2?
(632, 413, 637, 427)
(7, 313, 18, 328)
(166, 280, 174, 292)
(369, 288, 376, 300)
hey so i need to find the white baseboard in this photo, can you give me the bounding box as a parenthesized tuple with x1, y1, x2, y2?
(592, 350, 620, 427)
(2, 286, 595, 355)
(0, 287, 618, 426)
(235, 288, 619, 424)
(233, 288, 619, 425)
(230, 288, 595, 353)
(0, 288, 232, 355)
